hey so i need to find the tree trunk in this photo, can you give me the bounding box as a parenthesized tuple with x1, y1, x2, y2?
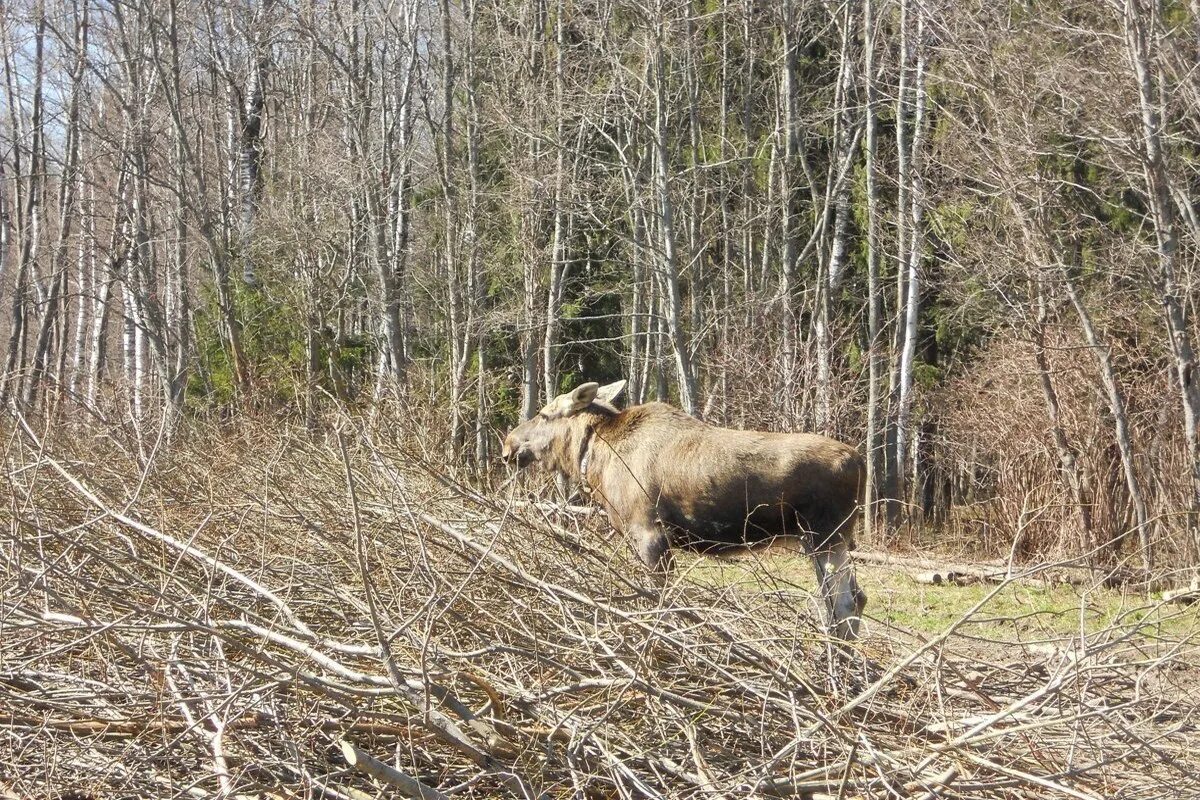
(26, 0, 88, 409)
(375, 3, 418, 397)
(1123, 0, 1200, 553)
(543, 0, 568, 401)
(1, 9, 45, 407)
(778, 0, 801, 390)
(650, 10, 697, 415)
(863, 0, 883, 542)
(885, 0, 912, 528)
(1032, 278, 1096, 571)
(895, 4, 927, 527)
(815, 5, 858, 434)
(1062, 271, 1152, 571)
(238, 0, 274, 286)
(465, 0, 485, 464)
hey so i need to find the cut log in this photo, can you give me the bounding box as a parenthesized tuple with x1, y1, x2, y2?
(853, 550, 1099, 586)
(1162, 588, 1200, 605)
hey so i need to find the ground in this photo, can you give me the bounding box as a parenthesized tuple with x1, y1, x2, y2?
(689, 550, 1200, 642)
(6, 422, 1199, 799)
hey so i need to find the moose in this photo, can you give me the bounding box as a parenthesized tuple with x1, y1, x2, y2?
(501, 380, 867, 639)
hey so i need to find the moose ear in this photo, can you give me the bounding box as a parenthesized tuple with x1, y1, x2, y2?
(567, 382, 600, 412)
(596, 380, 627, 408)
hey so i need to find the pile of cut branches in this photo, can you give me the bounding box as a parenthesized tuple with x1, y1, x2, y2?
(2, 413, 1197, 799)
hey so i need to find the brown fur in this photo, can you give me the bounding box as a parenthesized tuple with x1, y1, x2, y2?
(503, 383, 863, 556)
(502, 381, 868, 636)
(567, 403, 859, 552)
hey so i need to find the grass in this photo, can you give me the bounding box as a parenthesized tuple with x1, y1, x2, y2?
(686, 554, 1200, 644)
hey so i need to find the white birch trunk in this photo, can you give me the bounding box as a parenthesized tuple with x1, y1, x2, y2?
(895, 6, 927, 521)
(863, 0, 883, 541)
(69, 175, 94, 399)
(238, 0, 273, 286)
(884, 0, 913, 527)
(815, 6, 858, 434)
(25, 0, 88, 408)
(1, 9, 45, 406)
(778, 0, 801, 388)
(543, 0, 567, 402)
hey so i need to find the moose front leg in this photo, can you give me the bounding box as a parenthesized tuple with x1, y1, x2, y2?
(809, 537, 867, 640)
(629, 522, 674, 578)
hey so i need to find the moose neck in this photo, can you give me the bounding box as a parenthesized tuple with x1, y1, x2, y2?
(577, 424, 596, 493)
(550, 408, 611, 485)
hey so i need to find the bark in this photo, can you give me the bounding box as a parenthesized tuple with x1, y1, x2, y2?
(684, 10, 704, 379)
(164, 0, 191, 417)
(1032, 278, 1096, 571)
(238, 0, 274, 286)
(895, 5, 927, 524)
(1, 9, 45, 407)
(0, 159, 7, 289)
(740, 0, 756, 335)
(69, 165, 95, 400)
(815, 5, 858, 434)
(1062, 271, 1152, 571)
(1123, 0, 1200, 547)
(436, 0, 473, 453)
(0, 159, 6, 293)
(113, 2, 176, 423)
(863, 0, 883, 541)
(121, 276, 143, 422)
(26, 0, 88, 408)
(543, 0, 567, 402)
(520, 239, 540, 420)
(885, 0, 912, 527)
(375, 2, 418, 396)
(715, 0, 733, 421)
(518, 0, 547, 421)
(778, 0, 801, 388)
(650, 9, 697, 415)
(632, 221, 649, 407)
(465, 0, 485, 464)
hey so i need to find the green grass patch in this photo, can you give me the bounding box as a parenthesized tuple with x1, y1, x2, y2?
(683, 554, 1200, 644)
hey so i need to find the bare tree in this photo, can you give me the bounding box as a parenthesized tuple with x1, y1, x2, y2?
(1, 5, 46, 407)
(815, 1, 859, 434)
(238, 0, 274, 286)
(894, 1, 928, 524)
(542, 0, 568, 403)
(25, 0, 87, 408)
(1121, 0, 1200, 549)
(648, 2, 697, 415)
(863, 0, 884, 540)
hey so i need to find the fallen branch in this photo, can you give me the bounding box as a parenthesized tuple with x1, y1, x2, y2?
(339, 739, 449, 800)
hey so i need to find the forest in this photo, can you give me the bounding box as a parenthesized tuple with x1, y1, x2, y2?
(4, 1, 1200, 797)
(3, 0, 1199, 572)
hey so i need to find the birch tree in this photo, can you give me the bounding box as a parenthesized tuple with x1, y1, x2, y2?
(238, 0, 273, 286)
(894, 1, 928, 522)
(1, 5, 45, 407)
(862, 0, 884, 539)
(1121, 0, 1200, 548)
(23, 0, 88, 408)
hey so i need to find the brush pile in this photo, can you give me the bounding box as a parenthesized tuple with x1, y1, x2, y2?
(2, 414, 1197, 799)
